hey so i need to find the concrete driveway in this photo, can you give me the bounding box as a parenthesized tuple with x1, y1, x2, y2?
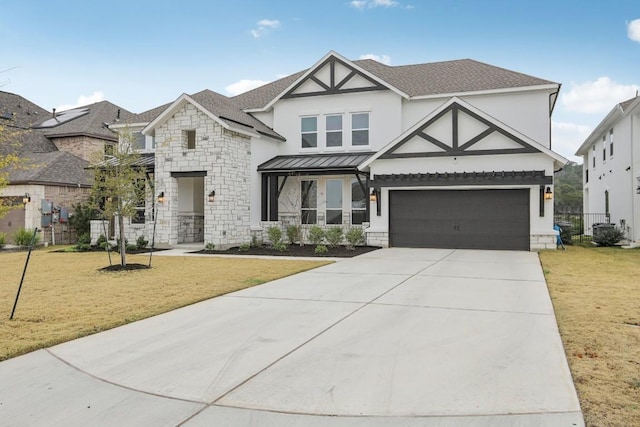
(0, 248, 584, 426)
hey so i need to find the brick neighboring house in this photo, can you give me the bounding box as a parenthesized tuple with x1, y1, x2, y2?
(0, 91, 131, 244)
(110, 51, 568, 251)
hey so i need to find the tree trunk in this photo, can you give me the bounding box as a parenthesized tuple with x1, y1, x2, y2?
(118, 212, 126, 266)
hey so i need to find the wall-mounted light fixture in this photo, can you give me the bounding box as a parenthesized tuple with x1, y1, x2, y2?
(157, 191, 165, 203)
(22, 193, 31, 204)
(369, 188, 377, 202)
(544, 186, 553, 200)
(208, 190, 216, 203)
(370, 188, 381, 216)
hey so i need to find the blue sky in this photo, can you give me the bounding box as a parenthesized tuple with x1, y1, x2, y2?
(1, 0, 639, 162)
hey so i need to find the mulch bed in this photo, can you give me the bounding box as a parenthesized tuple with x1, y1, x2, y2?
(193, 244, 381, 258)
(99, 263, 151, 272)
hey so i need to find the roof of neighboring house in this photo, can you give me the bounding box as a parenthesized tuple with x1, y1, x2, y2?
(258, 152, 375, 174)
(0, 91, 50, 129)
(232, 58, 557, 111)
(619, 95, 640, 112)
(6, 151, 91, 187)
(36, 101, 134, 141)
(93, 152, 155, 170)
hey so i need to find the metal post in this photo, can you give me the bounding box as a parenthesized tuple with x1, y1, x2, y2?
(10, 228, 39, 320)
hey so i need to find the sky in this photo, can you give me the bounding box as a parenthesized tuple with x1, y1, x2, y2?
(1, 0, 639, 163)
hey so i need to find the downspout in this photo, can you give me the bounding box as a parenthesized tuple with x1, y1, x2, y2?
(630, 113, 636, 241)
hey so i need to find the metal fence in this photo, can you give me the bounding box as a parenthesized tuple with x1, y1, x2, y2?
(554, 212, 611, 243)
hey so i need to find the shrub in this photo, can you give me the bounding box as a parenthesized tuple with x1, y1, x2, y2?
(239, 243, 250, 252)
(75, 243, 92, 252)
(345, 228, 365, 249)
(325, 227, 344, 247)
(592, 227, 625, 247)
(136, 235, 149, 250)
(308, 225, 325, 245)
(13, 228, 39, 247)
(205, 242, 216, 251)
(116, 238, 128, 252)
(267, 226, 282, 245)
(273, 241, 288, 252)
(69, 201, 98, 239)
(96, 234, 109, 250)
(126, 244, 138, 252)
(251, 235, 263, 248)
(0, 232, 6, 248)
(286, 225, 301, 245)
(314, 244, 328, 255)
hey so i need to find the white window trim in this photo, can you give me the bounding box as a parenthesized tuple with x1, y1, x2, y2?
(300, 116, 319, 151)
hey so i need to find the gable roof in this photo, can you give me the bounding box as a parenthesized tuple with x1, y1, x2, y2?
(0, 91, 49, 129)
(231, 54, 558, 112)
(575, 95, 640, 155)
(360, 97, 568, 171)
(143, 90, 284, 141)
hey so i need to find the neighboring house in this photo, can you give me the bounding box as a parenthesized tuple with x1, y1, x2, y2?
(575, 95, 640, 242)
(0, 91, 132, 244)
(111, 51, 567, 251)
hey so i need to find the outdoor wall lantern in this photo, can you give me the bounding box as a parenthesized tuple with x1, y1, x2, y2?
(636, 186, 640, 195)
(22, 193, 31, 204)
(544, 186, 553, 200)
(369, 188, 377, 202)
(370, 188, 381, 216)
(157, 191, 165, 204)
(208, 190, 216, 203)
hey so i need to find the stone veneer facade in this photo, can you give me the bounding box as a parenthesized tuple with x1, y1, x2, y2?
(153, 103, 252, 248)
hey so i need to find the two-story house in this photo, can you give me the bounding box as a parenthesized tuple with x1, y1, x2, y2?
(111, 51, 567, 251)
(575, 95, 640, 242)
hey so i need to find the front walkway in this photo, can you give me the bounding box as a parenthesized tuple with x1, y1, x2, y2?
(0, 248, 583, 426)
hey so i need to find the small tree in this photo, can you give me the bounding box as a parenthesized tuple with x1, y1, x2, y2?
(88, 128, 149, 267)
(0, 115, 26, 219)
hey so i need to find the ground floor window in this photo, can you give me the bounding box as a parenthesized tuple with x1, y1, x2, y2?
(351, 178, 367, 224)
(301, 180, 317, 224)
(326, 179, 343, 224)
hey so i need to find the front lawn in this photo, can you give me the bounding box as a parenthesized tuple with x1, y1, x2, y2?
(540, 245, 640, 427)
(0, 248, 329, 361)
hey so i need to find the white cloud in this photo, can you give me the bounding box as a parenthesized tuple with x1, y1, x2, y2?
(359, 53, 392, 65)
(225, 79, 271, 96)
(627, 19, 640, 42)
(551, 121, 593, 161)
(56, 91, 104, 111)
(350, 0, 399, 8)
(561, 77, 640, 114)
(251, 19, 280, 38)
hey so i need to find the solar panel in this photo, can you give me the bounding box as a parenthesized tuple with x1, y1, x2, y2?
(35, 107, 89, 128)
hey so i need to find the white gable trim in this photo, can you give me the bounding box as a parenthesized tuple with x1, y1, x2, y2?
(409, 83, 560, 101)
(258, 51, 409, 112)
(142, 94, 259, 139)
(360, 96, 568, 170)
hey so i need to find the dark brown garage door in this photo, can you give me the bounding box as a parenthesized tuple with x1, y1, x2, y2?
(389, 189, 530, 251)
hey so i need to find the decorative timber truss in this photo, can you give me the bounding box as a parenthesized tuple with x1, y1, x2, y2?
(380, 102, 540, 159)
(282, 56, 388, 99)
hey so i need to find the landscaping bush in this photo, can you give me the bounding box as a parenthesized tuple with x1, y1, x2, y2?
(314, 244, 328, 255)
(13, 228, 39, 247)
(68, 201, 98, 239)
(308, 225, 325, 245)
(205, 242, 215, 251)
(73, 233, 92, 251)
(250, 235, 263, 248)
(325, 227, 343, 247)
(286, 225, 301, 245)
(238, 243, 250, 252)
(592, 227, 625, 247)
(96, 234, 110, 250)
(0, 232, 6, 248)
(136, 235, 149, 250)
(345, 228, 365, 249)
(126, 244, 138, 252)
(273, 241, 288, 252)
(267, 226, 282, 245)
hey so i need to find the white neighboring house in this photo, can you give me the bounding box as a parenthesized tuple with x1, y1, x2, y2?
(108, 51, 568, 251)
(575, 95, 640, 243)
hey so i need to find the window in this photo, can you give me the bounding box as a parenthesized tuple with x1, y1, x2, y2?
(585, 169, 589, 183)
(131, 179, 146, 224)
(133, 132, 145, 150)
(351, 178, 367, 224)
(605, 190, 609, 215)
(301, 117, 318, 148)
(352, 113, 369, 146)
(609, 128, 614, 157)
(104, 144, 114, 156)
(326, 180, 343, 224)
(186, 130, 196, 150)
(326, 115, 343, 147)
(301, 180, 317, 224)
(592, 153, 595, 168)
(602, 135, 606, 161)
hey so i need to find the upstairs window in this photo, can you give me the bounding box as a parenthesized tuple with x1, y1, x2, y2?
(301, 117, 318, 148)
(326, 115, 343, 147)
(104, 144, 114, 156)
(602, 135, 606, 161)
(185, 130, 196, 150)
(609, 128, 614, 157)
(133, 132, 145, 150)
(352, 113, 369, 146)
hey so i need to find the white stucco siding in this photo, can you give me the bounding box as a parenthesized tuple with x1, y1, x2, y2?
(249, 137, 282, 227)
(272, 90, 402, 155)
(402, 90, 553, 147)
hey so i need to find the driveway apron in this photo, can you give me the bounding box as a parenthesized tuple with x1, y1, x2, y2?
(0, 248, 584, 426)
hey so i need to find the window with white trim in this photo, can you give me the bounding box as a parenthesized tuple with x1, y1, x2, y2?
(185, 130, 196, 150)
(301, 180, 317, 224)
(352, 113, 369, 146)
(609, 128, 614, 157)
(326, 115, 343, 147)
(301, 117, 318, 148)
(326, 179, 343, 224)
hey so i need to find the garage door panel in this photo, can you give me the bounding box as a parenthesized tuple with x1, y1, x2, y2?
(389, 189, 529, 251)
